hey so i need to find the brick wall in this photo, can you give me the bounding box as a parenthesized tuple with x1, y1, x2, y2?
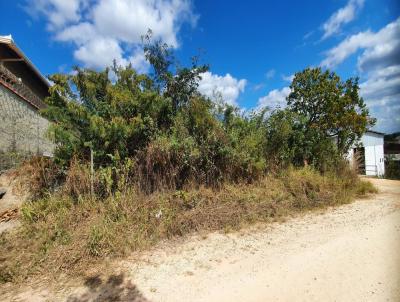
(0, 84, 53, 155)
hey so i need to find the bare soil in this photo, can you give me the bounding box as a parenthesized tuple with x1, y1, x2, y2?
(0, 172, 23, 234)
(1, 178, 399, 302)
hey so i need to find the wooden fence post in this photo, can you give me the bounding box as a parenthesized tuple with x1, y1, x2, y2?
(90, 147, 94, 200)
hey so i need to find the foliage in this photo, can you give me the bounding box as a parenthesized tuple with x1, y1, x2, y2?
(0, 42, 380, 284)
(42, 66, 168, 168)
(287, 67, 375, 159)
(263, 109, 341, 172)
(39, 40, 376, 193)
(142, 30, 209, 111)
(385, 156, 400, 180)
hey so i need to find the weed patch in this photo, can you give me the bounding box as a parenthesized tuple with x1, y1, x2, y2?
(0, 167, 375, 283)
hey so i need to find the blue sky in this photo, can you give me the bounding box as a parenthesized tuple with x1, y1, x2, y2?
(1, 0, 399, 133)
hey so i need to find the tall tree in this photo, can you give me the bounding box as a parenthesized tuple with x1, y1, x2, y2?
(287, 67, 375, 155)
(142, 30, 208, 111)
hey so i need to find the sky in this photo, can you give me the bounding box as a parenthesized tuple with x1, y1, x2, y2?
(1, 0, 399, 133)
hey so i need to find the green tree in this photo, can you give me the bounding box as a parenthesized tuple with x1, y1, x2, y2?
(142, 30, 208, 111)
(287, 67, 375, 156)
(43, 35, 209, 168)
(42, 65, 169, 167)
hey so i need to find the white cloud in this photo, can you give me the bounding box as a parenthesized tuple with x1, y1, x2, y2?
(265, 69, 276, 79)
(321, 17, 400, 69)
(358, 34, 400, 72)
(128, 50, 150, 74)
(198, 72, 247, 106)
(321, 17, 400, 133)
(27, 0, 88, 30)
(91, 0, 197, 47)
(360, 65, 400, 101)
(73, 37, 126, 69)
(360, 65, 400, 133)
(322, 0, 364, 40)
(56, 22, 97, 44)
(282, 74, 294, 82)
(27, 0, 197, 69)
(303, 30, 314, 40)
(365, 101, 400, 134)
(320, 18, 400, 132)
(257, 86, 290, 110)
(253, 83, 265, 91)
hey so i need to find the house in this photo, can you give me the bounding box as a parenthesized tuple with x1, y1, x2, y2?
(0, 35, 53, 156)
(348, 130, 385, 177)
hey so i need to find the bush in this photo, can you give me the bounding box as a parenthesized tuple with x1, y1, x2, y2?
(38, 39, 374, 194)
(385, 157, 400, 180)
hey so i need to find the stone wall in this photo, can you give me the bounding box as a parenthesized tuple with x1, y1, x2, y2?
(0, 84, 53, 155)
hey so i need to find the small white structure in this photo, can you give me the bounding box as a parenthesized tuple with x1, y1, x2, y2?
(348, 131, 385, 176)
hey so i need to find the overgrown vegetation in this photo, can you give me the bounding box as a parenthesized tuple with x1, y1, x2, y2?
(0, 162, 375, 283)
(0, 34, 377, 283)
(385, 156, 400, 180)
(39, 33, 374, 187)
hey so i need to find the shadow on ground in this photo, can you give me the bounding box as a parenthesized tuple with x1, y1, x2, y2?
(66, 273, 150, 302)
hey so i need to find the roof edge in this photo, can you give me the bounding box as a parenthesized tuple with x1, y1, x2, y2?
(366, 130, 385, 136)
(0, 35, 50, 89)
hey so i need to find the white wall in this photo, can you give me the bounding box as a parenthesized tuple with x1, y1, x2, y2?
(360, 132, 384, 148)
(364, 145, 385, 176)
(349, 132, 385, 177)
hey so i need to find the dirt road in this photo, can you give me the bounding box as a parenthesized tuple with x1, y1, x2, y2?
(3, 178, 400, 301)
(125, 178, 400, 302)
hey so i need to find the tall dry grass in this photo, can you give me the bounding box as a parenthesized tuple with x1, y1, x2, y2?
(0, 162, 376, 283)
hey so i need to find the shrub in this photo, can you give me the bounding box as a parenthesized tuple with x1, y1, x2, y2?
(385, 157, 400, 180)
(39, 40, 375, 193)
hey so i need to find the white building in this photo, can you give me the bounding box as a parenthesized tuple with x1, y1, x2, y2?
(348, 131, 385, 177)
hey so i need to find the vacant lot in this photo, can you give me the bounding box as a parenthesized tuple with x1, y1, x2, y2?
(1, 178, 399, 301)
